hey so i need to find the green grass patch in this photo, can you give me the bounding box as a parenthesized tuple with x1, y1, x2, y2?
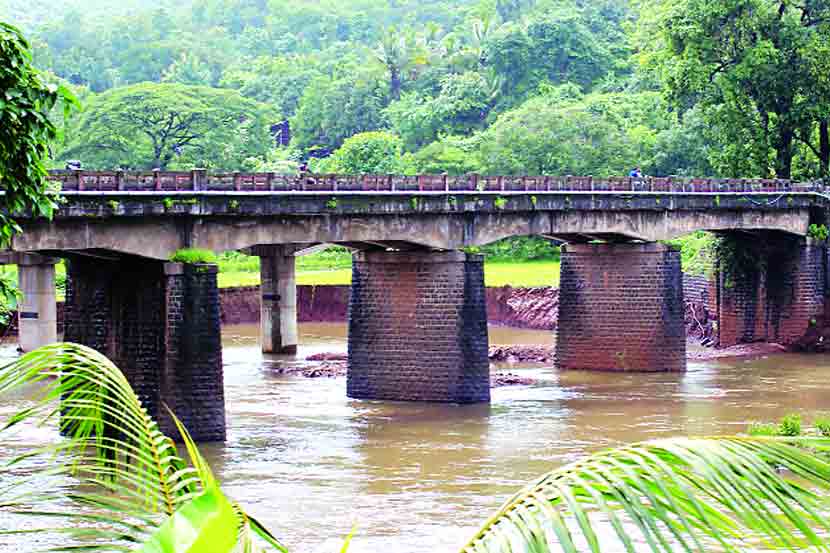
(219, 260, 561, 288)
(171, 248, 218, 264)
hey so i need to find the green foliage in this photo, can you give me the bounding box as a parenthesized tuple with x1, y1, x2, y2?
(808, 224, 829, 242)
(228, 199, 240, 211)
(475, 89, 670, 175)
(290, 70, 389, 152)
(463, 436, 830, 552)
(494, 196, 507, 209)
(170, 247, 218, 264)
(325, 198, 338, 209)
(747, 422, 779, 437)
(317, 131, 407, 175)
(0, 22, 75, 247)
(59, 82, 275, 170)
(778, 413, 803, 437)
(467, 236, 560, 261)
(815, 416, 830, 437)
(641, 0, 830, 179)
(666, 232, 716, 276)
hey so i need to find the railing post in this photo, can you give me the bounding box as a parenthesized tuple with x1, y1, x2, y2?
(191, 169, 207, 191)
(469, 173, 478, 192)
(589, 176, 594, 192)
(75, 170, 84, 191)
(498, 176, 504, 192)
(233, 172, 241, 191)
(443, 174, 449, 192)
(153, 169, 161, 191)
(389, 175, 396, 192)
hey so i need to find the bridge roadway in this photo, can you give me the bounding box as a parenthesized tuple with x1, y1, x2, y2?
(3, 171, 829, 441)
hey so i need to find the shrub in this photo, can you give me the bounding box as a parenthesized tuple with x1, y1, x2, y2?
(815, 415, 830, 437)
(747, 422, 778, 436)
(778, 413, 802, 437)
(808, 223, 829, 241)
(170, 248, 218, 264)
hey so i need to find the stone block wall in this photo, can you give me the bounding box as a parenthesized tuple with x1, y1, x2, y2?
(347, 250, 489, 403)
(63, 257, 225, 442)
(163, 264, 225, 442)
(555, 243, 686, 372)
(718, 236, 827, 346)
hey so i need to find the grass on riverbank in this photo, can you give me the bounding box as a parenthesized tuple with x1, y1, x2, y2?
(219, 259, 561, 288)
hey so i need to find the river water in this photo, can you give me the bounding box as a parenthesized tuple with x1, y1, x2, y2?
(2, 323, 830, 552)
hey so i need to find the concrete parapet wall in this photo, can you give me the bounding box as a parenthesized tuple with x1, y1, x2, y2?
(555, 243, 687, 372)
(347, 250, 490, 402)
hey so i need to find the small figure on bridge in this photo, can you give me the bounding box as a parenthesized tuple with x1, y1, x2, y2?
(629, 167, 643, 178)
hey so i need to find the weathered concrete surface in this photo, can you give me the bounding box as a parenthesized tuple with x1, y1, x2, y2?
(16, 254, 58, 352)
(555, 242, 687, 372)
(8, 192, 819, 260)
(347, 250, 490, 402)
(255, 245, 298, 354)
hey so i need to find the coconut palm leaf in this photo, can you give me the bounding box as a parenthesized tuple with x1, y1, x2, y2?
(0, 342, 286, 553)
(461, 436, 830, 553)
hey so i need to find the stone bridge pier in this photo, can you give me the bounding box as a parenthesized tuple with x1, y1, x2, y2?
(63, 255, 225, 441)
(347, 250, 490, 403)
(715, 233, 828, 347)
(555, 243, 687, 372)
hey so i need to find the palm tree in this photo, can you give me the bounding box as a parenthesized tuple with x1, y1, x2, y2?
(2, 343, 830, 552)
(373, 26, 428, 101)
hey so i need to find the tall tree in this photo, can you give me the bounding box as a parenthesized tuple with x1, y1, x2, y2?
(61, 82, 274, 170)
(0, 22, 74, 319)
(642, 0, 830, 179)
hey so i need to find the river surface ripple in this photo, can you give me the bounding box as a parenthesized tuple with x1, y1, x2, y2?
(1, 322, 830, 552)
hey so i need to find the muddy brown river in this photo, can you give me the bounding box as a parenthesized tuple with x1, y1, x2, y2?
(1, 323, 829, 552)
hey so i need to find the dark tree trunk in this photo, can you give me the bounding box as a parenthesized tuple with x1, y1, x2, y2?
(820, 119, 829, 178)
(389, 67, 401, 101)
(776, 127, 794, 179)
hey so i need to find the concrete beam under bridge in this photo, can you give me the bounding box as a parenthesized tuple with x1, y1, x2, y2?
(7, 194, 814, 260)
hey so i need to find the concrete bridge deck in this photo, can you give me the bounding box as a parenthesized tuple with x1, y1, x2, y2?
(8, 171, 826, 260)
(3, 171, 829, 441)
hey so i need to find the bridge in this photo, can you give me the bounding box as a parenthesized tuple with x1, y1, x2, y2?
(4, 170, 829, 441)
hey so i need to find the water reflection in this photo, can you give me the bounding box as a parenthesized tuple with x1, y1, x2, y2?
(1, 327, 830, 552)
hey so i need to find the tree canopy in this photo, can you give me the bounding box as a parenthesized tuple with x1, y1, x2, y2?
(3, 0, 830, 180)
(59, 82, 274, 170)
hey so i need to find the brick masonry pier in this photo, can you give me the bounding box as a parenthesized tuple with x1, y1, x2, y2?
(347, 250, 490, 402)
(717, 235, 828, 347)
(555, 243, 686, 372)
(63, 257, 225, 441)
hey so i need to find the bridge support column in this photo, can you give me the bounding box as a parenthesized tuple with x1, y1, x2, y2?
(555, 243, 686, 372)
(257, 246, 297, 354)
(16, 254, 58, 352)
(717, 235, 827, 347)
(64, 257, 225, 441)
(347, 250, 489, 403)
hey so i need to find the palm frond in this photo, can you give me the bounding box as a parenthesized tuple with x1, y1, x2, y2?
(461, 437, 830, 553)
(0, 343, 286, 553)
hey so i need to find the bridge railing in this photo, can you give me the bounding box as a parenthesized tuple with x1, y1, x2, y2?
(47, 170, 821, 194)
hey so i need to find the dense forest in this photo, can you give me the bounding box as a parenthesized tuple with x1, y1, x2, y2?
(3, 0, 830, 180)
